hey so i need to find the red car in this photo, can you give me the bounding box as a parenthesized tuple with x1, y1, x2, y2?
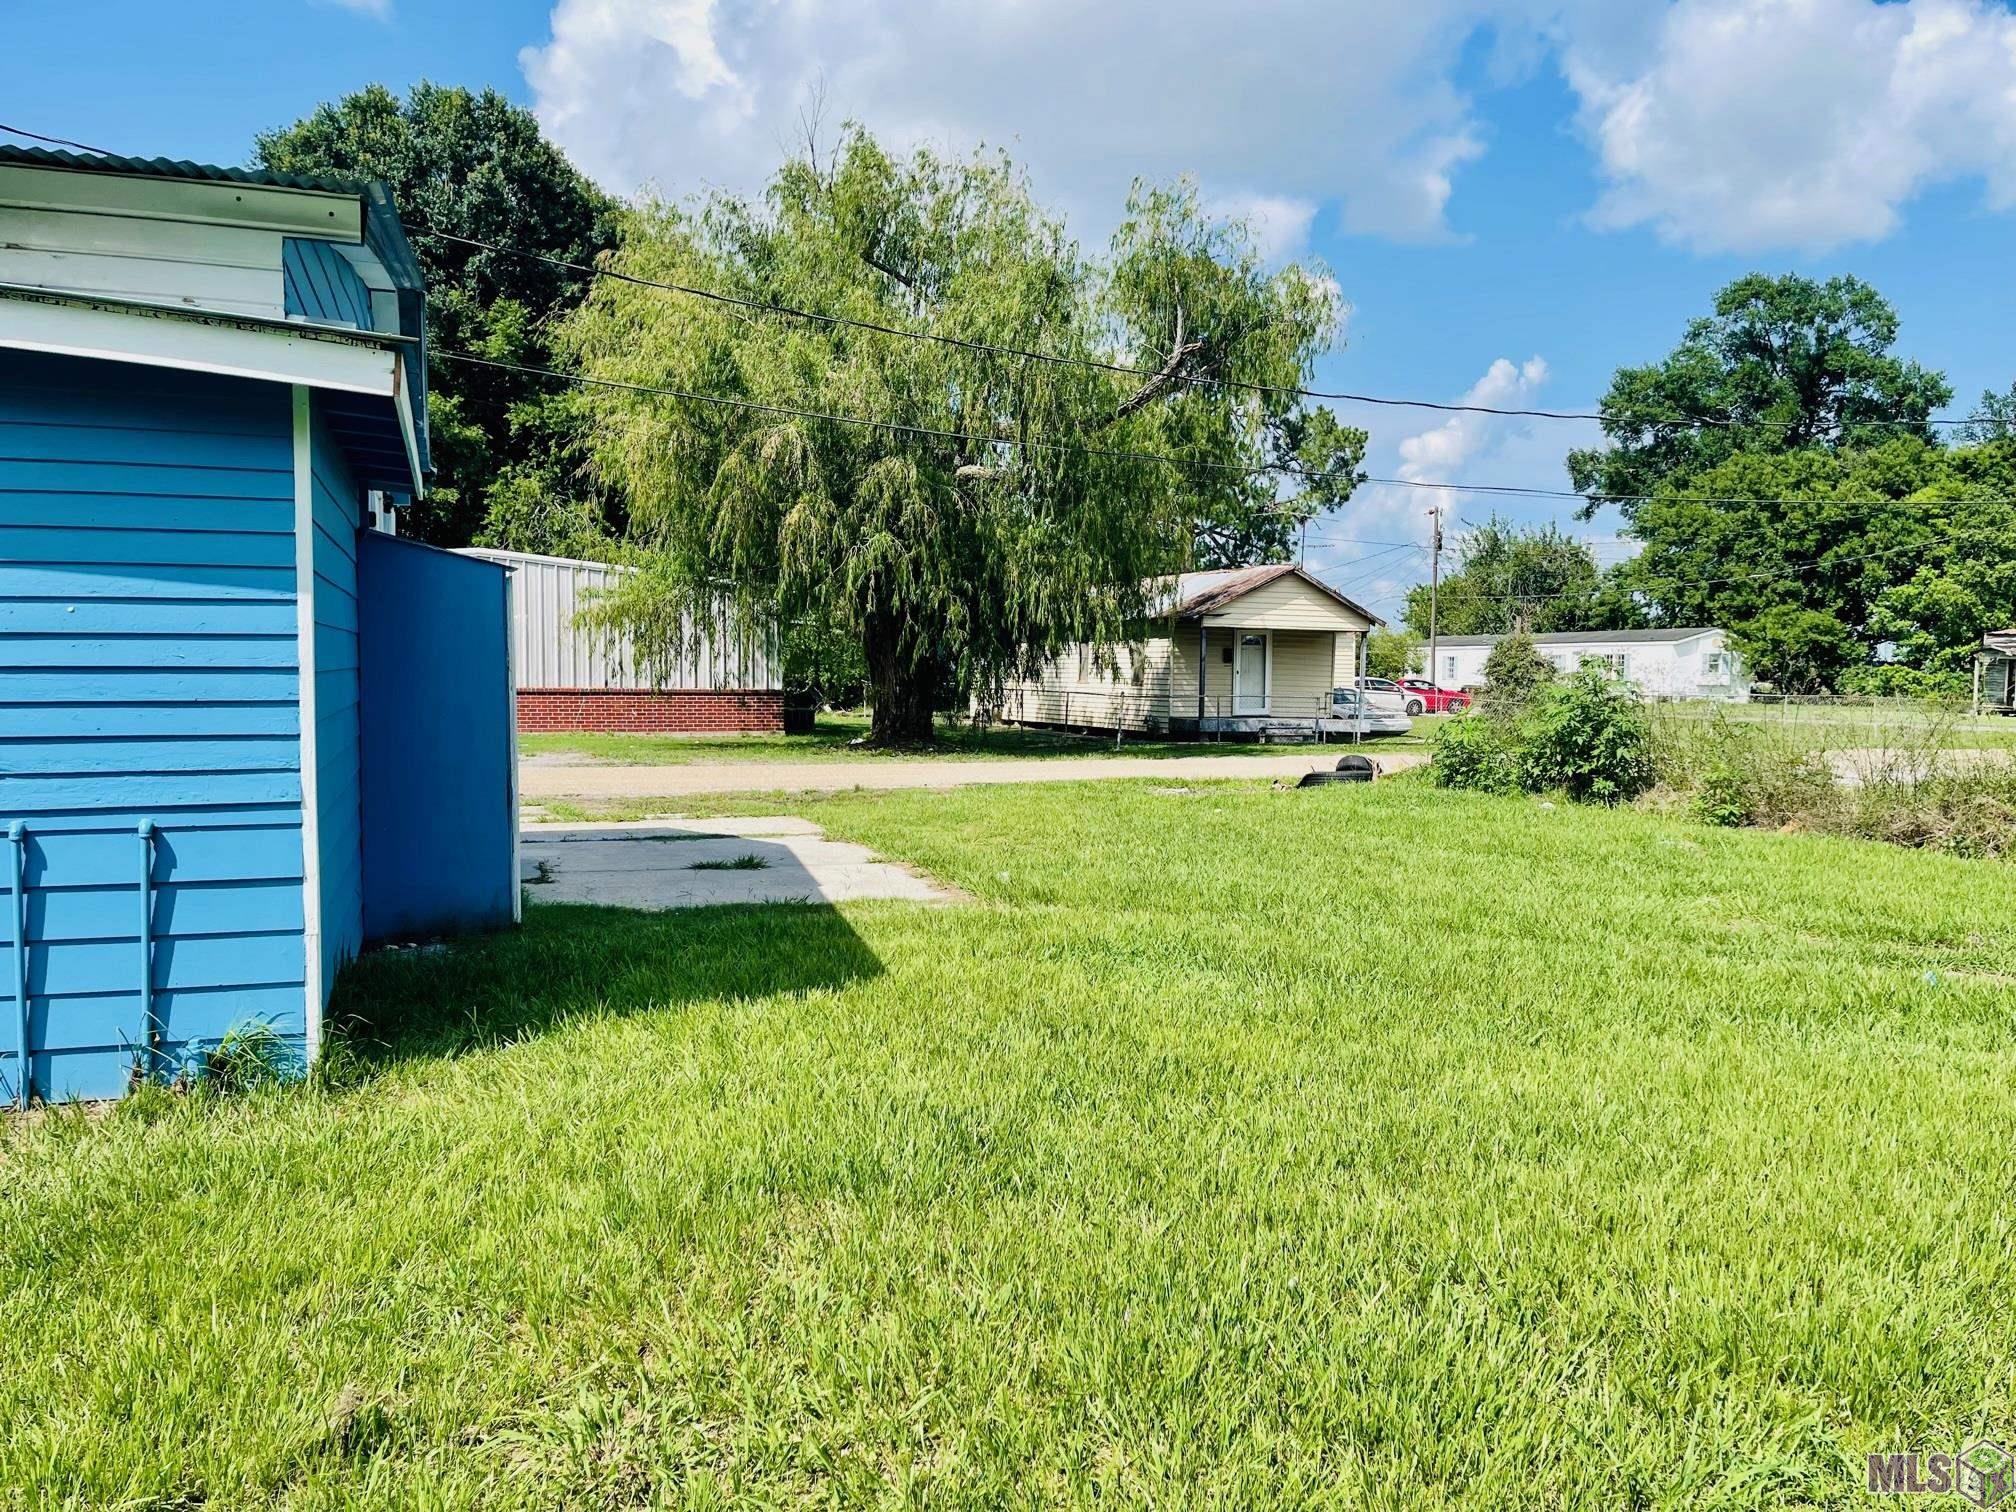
(1396, 678, 1472, 716)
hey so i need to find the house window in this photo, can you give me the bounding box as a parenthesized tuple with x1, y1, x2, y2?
(1441, 654, 1456, 684)
(1580, 652, 1628, 679)
(1702, 650, 1731, 680)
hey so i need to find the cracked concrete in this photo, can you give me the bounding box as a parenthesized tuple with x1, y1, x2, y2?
(519, 817, 956, 909)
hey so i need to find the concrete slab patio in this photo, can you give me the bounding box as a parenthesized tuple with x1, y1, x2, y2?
(520, 816, 957, 909)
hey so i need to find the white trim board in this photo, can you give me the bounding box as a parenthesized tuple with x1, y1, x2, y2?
(0, 290, 402, 396)
(293, 386, 326, 1064)
(0, 163, 361, 240)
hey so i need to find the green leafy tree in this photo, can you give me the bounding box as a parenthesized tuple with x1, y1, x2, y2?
(1364, 628, 1421, 681)
(1566, 274, 1951, 513)
(561, 129, 1353, 743)
(1404, 517, 1633, 637)
(1194, 407, 1367, 569)
(1610, 438, 2016, 684)
(256, 82, 618, 545)
(1477, 629, 1555, 718)
(1729, 606, 1860, 693)
(1958, 382, 2016, 444)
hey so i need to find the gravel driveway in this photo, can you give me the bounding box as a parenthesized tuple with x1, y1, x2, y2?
(520, 748, 1433, 800)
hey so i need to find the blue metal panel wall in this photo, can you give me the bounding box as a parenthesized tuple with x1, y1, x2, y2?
(308, 400, 364, 989)
(281, 239, 372, 330)
(0, 352, 307, 1102)
(357, 536, 516, 942)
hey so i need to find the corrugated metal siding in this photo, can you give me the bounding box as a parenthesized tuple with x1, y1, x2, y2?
(458, 548, 779, 692)
(0, 352, 307, 1102)
(284, 239, 372, 330)
(309, 401, 363, 989)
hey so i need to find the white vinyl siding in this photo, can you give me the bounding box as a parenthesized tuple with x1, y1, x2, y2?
(994, 633, 1172, 733)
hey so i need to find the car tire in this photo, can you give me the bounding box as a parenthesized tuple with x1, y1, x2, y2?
(1405, 698, 1425, 716)
(1301, 766, 1374, 787)
(1333, 754, 1376, 776)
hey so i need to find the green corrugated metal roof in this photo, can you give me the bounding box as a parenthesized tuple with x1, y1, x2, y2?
(0, 143, 368, 196)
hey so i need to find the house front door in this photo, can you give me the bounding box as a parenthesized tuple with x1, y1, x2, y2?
(1233, 632, 1268, 715)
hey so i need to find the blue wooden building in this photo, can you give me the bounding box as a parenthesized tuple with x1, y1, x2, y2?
(0, 147, 520, 1104)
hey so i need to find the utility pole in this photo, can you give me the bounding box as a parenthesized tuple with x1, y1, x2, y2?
(1426, 505, 1444, 685)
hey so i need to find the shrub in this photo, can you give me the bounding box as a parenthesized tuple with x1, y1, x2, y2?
(1517, 670, 1655, 804)
(1476, 630, 1555, 718)
(1835, 664, 1971, 702)
(1431, 713, 1524, 795)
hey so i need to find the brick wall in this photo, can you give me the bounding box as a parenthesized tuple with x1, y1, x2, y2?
(517, 688, 786, 733)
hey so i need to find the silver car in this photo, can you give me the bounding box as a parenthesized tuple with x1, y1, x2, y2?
(1330, 685, 1413, 736)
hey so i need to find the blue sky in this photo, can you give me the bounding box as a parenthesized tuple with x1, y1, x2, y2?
(11, 0, 2015, 619)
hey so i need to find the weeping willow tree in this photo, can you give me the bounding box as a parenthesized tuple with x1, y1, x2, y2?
(562, 126, 1361, 743)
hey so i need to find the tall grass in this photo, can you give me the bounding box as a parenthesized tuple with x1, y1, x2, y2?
(4, 781, 2016, 1505)
(1648, 704, 2016, 857)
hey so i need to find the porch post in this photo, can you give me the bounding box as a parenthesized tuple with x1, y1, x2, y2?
(1196, 621, 1208, 725)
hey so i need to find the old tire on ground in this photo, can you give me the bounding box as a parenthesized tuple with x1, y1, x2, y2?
(1300, 767, 1373, 787)
(1334, 754, 1377, 775)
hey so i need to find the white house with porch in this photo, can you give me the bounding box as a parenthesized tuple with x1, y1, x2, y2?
(1424, 628, 1752, 701)
(988, 564, 1383, 739)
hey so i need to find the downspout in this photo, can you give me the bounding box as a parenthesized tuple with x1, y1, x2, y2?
(8, 822, 27, 1108)
(136, 822, 159, 1085)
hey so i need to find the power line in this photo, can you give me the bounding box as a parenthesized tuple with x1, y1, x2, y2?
(0, 122, 1994, 436)
(407, 222, 1989, 435)
(0, 122, 116, 155)
(1425, 524, 1996, 608)
(438, 350, 2016, 516)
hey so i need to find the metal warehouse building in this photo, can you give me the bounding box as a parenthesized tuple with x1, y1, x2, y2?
(460, 547, 783, 733)
(0, 148, 519, 1104)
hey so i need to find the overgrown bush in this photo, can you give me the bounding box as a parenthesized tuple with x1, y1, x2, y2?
(1431, 715, 1523, 795)
(1517, 671, 1656, 804)
(1433, 669, 1653, 805)
(1655, 709, 1836, 828)
(1476, 630, 1554, 718)
(1835, 664, 1970, 702)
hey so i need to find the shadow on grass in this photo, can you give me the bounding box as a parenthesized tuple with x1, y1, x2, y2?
(326, 901, 883, 1078)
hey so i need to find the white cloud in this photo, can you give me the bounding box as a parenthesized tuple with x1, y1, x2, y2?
(322, 0, 392, 16)
(1396, 356, 1549, 484)
(1207, 191, 1320, 262)
(522, 0, 1511, 242)
(1561, 0, 2016, 253)
(522, 0, 2016, 258)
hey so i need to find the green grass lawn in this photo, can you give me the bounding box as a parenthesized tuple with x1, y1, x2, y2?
(521, 711, 1442, 764)
(6, 782, 2016, 1506)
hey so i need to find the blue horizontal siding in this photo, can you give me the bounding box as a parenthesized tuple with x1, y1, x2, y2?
(0, 354, 310, 1101)
(0, 526, 294, 567)
(0, 634, 296, 669)
(0, 421, 294, 470)
(16, 823, 303, 887)
(0, 736, 300, 774)
(0, 598, 298, 636)
(3, 564, 294, 600)
(2, 879, 305, 947)
(0, 669, 297, 702)
(309, 398, 364, 997)
(0, 497, 293, 534)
